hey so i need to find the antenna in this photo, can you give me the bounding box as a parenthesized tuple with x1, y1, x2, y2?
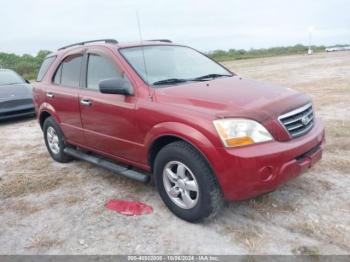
(136, 11, 152, 97)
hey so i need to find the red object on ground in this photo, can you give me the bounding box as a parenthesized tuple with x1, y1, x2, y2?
(105, 199, 153, 216)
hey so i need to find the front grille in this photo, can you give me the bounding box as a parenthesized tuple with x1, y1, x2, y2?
(296, 143, 321, 161)
(278, 103, 314, 138)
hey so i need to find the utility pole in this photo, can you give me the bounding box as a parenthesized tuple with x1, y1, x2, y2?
(308, 26, 314, 55)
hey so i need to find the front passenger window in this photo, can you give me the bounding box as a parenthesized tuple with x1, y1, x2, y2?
(87, 54, 123, 90)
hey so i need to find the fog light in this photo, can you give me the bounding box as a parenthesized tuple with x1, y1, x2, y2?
(259, 166, 274, 181)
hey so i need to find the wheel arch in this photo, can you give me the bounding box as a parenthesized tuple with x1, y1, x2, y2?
(145, 122, 222, 175)
(38, 102, 60, 130)
(148, 135, 185, 171)
(39, 111, 51, 129)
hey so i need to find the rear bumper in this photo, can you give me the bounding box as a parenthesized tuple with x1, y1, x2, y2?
(0, 104, 35, 121)
(213, 117, 325, 200)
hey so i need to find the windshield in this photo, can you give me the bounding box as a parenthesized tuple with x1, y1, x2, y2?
(0, 70, 25, 85)
(120, 45, 233, 86)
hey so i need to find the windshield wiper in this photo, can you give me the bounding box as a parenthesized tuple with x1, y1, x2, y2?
(153, 74, 232, 86)
(194, 73, 232, 80)
(153, 78, 188, 85)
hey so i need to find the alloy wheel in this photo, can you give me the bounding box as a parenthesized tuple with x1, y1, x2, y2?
(162, 161, 199, 209)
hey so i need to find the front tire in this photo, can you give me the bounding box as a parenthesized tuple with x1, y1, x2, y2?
(154, 141, 223, 222)
(43, 117, 73, 163)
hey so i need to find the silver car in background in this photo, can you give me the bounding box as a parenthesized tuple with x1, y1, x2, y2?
(0, 69, 34, 120)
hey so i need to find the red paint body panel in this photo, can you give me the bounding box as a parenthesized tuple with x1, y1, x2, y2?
(79, 89, 142, 160)
(211, 118, 325, 200)
(48, 85, 85, 144)
(33, 41, 325, 201)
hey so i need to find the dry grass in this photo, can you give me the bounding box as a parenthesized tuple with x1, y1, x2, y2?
(2, 152, 52, 173)
(64, 195, 85, 205)
(315, 179, 333, 191)
(47, 194, 85, 207)
(0, 199, 42, 216)
(294, 80, 350, 107)
(248, 195, 296, 214)
(317, 157, 350, 175)
(326, 120, 350, 138)
(292, 246, 320, 256)
(0, 173, 64, 199)
(288, 222, 349, 251)
(224, 224, 263, 251)
(26, 235, 64, 252)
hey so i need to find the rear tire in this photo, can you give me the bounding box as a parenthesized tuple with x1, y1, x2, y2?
(43, 117, 73, 163)
(154, 141, 223, 222)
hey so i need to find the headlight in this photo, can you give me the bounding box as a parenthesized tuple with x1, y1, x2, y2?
(213, 118, 273, 147)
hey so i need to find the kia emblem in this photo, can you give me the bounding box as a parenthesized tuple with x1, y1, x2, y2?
(301, 115, 310, 125)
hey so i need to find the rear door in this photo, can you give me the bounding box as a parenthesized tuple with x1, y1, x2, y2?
(46, 51, 85, 145)
(78, 48, 142, 162)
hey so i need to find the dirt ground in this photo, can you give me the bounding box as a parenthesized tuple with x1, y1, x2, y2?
(0, 51, 349, 255)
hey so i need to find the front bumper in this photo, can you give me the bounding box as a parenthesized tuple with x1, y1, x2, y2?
(213, 117, 325, 200)
(0, 103, 35, 121)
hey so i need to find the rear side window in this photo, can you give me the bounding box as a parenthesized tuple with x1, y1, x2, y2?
(86, 54, 122, 90)
(37, 56, 56, 81)
(53, 54, 83, 87)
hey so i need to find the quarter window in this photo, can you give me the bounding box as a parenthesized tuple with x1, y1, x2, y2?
(86, 54, 122, 90)
(53, 54, 82, 87)
(37, 56, 56, 82)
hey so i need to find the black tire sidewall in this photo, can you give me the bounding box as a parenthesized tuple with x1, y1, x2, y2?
(43, 117, 71, 163)
(154, 142, 220, 222)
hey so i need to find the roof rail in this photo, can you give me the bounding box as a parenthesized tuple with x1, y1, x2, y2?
(58, 39, 118, 51)
(148, 39, 172, 43)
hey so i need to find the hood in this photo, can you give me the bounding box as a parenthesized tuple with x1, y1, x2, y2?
(155, 76, 310, 123)
(0, 83, 33, 102)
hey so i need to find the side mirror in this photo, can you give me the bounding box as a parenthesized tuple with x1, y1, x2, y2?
(99, 77, 133, 95)
(25, 79, 30, 84)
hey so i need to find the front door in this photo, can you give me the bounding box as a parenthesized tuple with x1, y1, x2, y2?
(78, 49, 142, 162)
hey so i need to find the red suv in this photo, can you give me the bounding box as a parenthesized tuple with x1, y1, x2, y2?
(33, 39, 325, 222)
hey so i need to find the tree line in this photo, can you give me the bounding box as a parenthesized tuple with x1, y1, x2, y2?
(0, 50, 51, 80)
(208, 44, 329, 61)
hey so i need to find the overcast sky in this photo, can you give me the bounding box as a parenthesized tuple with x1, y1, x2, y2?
(0, 0, 349, 55)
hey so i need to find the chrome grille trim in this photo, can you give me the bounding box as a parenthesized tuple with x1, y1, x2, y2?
(278, 103, 314, 138)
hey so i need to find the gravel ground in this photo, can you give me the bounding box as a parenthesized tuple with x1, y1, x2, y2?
(0, 51, 349, 255)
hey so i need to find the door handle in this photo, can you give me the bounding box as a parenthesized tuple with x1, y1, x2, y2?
(46, 92, 54, 98)
(80, 98, 92, 106)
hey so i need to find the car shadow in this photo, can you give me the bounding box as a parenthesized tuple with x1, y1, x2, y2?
(0, 115, 36, 126)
